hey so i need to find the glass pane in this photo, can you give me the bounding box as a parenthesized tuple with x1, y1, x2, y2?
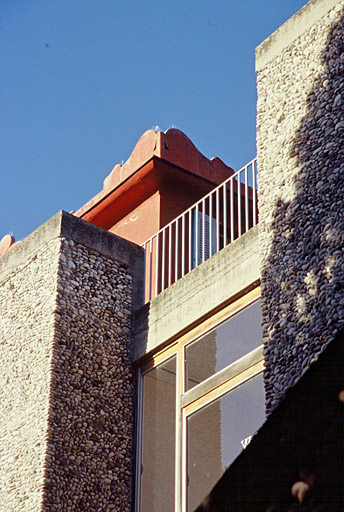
(140, 357, 176, 512)
(187, 372, 265, 511)
(185, 300, 262, 390)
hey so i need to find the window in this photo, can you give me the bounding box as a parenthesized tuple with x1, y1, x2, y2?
(191, 210, 217, 268)
(136, 288, 265, 512)
(139, 357, 176, 511)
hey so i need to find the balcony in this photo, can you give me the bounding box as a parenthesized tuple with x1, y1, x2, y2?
(142, 158, 258, 302)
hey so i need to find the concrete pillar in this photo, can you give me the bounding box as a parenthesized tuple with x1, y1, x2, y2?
(0, 211, 144, 511)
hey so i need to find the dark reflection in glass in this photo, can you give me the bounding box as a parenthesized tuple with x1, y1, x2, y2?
(187, 372, 265, 511)
(185, 300, 262, 390)
(141, 357, 176, 512)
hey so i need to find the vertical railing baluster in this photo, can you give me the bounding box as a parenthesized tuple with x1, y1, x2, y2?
(143, 241, 147, 301)
(175, 220, 179, 283)
(245, 164, 249, 233)
(252, 159, 257, 226)
(188, 209, 192, 273)
(223, 183, 227, 248)
(237, 172, 242, 238)
(230, 176, 234, 242)
(182, 214, 185, 277)
(195, 204, 199, 267)
(168, 224, 172, 287)
(162, 229, 166, 292)
(202, 199, 205, 263)
(155, 234, 159, 298)
(148, 239, 152, 301)
(216, 188, 220, 253)
(209, 194, 213, 256)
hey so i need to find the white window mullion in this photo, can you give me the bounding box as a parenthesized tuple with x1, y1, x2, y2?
(135, 369, 143, 512)
(181, 408, 188, 512)
(176, 343, 184, 512)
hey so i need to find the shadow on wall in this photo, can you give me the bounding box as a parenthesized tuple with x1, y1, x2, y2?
(193, 12, 344, 511)
(192, 326, 344, 512)
(261, 10, 344, 415)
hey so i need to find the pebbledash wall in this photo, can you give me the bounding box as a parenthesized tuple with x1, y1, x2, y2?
(257, 0, 344, 414)
(0, 212, 144, 512)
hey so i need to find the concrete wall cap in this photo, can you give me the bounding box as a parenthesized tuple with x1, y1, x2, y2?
(256, 0, 341, 70)
(0, 211, 145, 309)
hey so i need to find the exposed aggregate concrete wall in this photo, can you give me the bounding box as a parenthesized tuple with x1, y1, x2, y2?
(256, 1, 344, 414)
(1, 212, 143, 512)
(43, 238, 135, 512)
(0, 238, 61, 512)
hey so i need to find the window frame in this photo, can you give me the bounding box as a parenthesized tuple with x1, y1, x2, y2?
(135, 286, 263, 512)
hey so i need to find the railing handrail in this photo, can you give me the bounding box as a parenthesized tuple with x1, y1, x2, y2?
(141, 157, 258, 301)
(141, 157, 257, 248)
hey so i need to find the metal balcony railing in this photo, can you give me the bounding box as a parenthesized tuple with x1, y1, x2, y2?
(142, 158, 258, 302)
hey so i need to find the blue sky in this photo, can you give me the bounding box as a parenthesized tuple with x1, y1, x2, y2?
(1, 0, 307, 242)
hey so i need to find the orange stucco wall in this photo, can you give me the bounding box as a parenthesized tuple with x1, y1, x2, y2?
(110, 192, 161, 246)
(106, 159, 221, 246)
(75, 130, 235, 252)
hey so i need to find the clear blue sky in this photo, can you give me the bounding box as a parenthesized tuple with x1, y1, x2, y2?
(1, 0, 307, 242)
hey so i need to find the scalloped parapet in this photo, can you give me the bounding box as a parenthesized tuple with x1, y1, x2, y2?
(103, 128, 232, 192)
(76, 129, 233, 218)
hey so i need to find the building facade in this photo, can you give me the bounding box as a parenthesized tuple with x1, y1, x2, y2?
(0, 0, 343, 511)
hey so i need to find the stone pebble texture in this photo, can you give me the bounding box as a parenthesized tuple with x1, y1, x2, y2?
(257, 1, 344, 415)
(0, 234, 135, 511)
(0, 239, 61, 512)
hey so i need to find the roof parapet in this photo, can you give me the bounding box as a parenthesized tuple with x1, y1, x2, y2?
(76, 128, 233, 219)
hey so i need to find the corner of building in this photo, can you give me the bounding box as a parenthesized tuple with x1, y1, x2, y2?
(0, 210, 144, 511)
